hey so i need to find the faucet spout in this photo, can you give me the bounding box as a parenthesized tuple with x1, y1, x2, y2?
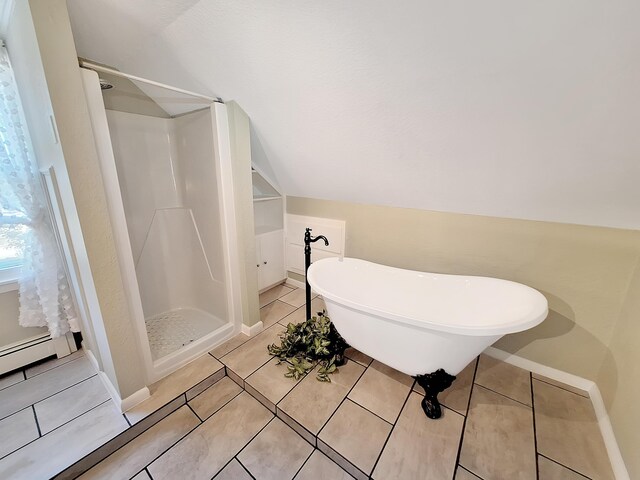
(310, 234, 329, 246)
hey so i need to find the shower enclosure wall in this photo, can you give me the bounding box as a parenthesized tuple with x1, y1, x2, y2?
(81, 67, 241, 383)
(107, 109, 228, 361)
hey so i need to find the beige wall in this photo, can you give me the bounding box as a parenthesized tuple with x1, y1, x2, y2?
(227, 101, 260, 327)
(0, 290, 48, 346)
(287, 196, 640, 382)
(597, 258, 640, 479)
(20, 0, 146, 397)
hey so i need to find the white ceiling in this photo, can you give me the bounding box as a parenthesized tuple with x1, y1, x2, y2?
(68, 1, 640, 229)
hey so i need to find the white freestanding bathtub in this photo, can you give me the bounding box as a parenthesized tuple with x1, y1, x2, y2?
(307, 257, 548, 418)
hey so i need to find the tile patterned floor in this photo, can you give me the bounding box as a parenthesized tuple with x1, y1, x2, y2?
(0, 284, 617, 479)
(0, 346, 227, 479)
(0, 349, 127, 478)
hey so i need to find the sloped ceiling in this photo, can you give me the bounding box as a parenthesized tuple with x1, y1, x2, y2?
(67, 1, 640, 229)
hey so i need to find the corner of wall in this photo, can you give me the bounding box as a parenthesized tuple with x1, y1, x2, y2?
(226, 101, 260, 328)
(27, 0, 146, 398)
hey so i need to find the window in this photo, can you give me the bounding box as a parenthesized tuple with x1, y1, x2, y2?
(0, 210, 28, 270)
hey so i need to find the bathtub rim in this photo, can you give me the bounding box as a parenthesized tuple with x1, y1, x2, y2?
(307, 257, 549, 337)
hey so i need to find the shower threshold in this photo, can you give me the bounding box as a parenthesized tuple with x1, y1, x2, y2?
(145, 307, 226, 360)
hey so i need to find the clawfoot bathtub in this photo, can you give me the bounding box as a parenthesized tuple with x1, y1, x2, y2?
(307, 257, 548, 419)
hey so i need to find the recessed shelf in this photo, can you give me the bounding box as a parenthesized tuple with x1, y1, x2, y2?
(253, 195, 281, 202)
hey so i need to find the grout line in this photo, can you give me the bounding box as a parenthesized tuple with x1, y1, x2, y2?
(45, 371, 240, 478)
(211, 339, 251, 361)
(185, 402, 202, 423)
(274, 357, 361, 437)
(24, 352, 87, 380)
(315, 360, 368, 439)
(145, 466, 154, 479)
(343, 351, 373, 368)
(184, 367, 226, 402)
(127, 372, 212, 426)
(531, 372, 540, 480)
(278, 306, 304, 326)
(454, 357, 480, 477)
(232, 416, 277, 473)
(22, 369, 26, 380)
(311, 362, 371, 474)
(31, 404, 42, 437)
(291, 448, 315, 479)
(235, 457, 257, 480)
(1, 399, 112, 461)
(369, 379, 414, 477)
(59, 395, 189, 478)
(212, 456, 240, 479)
(276, 406, 317, 443)
(531, 376, 590, 399)
(344, 396, 394, 426)
(0, 368, 28, 393)
(277, 294, 322, 327)
(109, 382, 249, 478)
(129, 408, 210, 476)
(0, 406, 42, 461)
(123, 413, 132, 427)
(458, 465, 486, 479)
(411, 383, 469, 418)
(197, 387, 244, 422)
(258, 283, 294, 309)
(537, 453, 591, 479)
(0, 372, 99, 423)
(218, 322, 284, 363)
(472, 382, 533, 408)
(318, 437, 368, 480)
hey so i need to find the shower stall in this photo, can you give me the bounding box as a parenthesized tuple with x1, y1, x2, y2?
(80, 63, 241, 382)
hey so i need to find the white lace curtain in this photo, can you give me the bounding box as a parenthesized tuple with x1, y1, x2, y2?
(0, 46, 79, 338)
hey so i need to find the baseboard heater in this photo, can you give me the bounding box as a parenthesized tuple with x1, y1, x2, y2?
(0, 333, 55, 376)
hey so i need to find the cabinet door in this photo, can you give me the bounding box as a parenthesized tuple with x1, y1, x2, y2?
(258, 230, 285, 290)
(256, 236, 265, 291)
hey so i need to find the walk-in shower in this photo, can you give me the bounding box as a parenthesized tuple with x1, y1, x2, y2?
(80, 62, 241, 382)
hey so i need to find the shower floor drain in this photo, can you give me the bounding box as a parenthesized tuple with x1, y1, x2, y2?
(145, 308, 225, 360)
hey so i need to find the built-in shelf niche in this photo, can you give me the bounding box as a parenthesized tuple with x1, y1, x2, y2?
(252, 168, 285, 290)
(252, 169, 283, 234)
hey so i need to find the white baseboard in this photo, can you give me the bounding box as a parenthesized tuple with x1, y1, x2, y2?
(588, 383, 630, 480)
(84, 347, 100, 371)
(120, 385, 151, 412)
(241, 321, 264, 337)
(484, 347, 593, 392)
(85, 348, 150, 413)
(0, 334, 55, 375)
(485, 347, 629, 480)
(285, 276, 321, 298)
(285, 277, 305, 290)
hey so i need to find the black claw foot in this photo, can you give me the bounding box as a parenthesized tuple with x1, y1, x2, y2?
(326, 316, 349, 366)
(414, 369, 456, 419)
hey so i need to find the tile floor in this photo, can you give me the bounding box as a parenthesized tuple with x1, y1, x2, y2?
(0, 284, 617, 479)
(0, 346, 226, 479)
(0, 349, 128, 478)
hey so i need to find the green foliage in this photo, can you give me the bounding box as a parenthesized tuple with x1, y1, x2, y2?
(268, 310, 348, 382)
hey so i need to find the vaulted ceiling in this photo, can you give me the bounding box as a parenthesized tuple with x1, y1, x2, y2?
(67, 1, 640, 229)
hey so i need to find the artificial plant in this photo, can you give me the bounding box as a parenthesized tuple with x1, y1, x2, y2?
(267, 310, 349, 382)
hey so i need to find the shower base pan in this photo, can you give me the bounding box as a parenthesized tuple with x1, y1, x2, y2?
(145, 307, 226, 360)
